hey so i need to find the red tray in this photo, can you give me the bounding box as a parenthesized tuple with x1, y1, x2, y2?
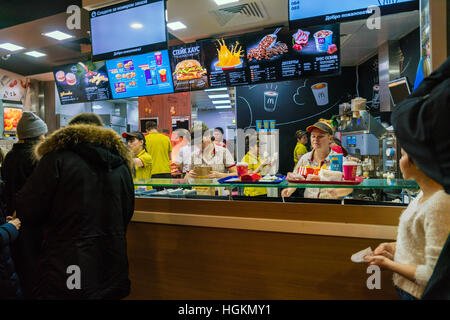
(287, 176, 364, 185)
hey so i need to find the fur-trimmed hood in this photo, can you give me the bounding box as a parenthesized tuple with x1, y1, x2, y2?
(34, 124, 134, 171)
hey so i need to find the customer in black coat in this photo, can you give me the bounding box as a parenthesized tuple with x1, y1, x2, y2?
(0, 181, 22, 299)
(1, 111, 48, 299)
(16, 116, 135, 299)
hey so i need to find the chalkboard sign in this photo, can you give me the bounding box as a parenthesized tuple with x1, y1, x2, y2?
(236, 67, 357, 174)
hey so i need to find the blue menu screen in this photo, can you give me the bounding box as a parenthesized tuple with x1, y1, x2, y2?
(106, 50, 174, 99)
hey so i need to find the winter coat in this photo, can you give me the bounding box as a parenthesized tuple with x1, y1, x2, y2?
(0, 199, 22, 299)
(16, 124, 135, 299)
(1, 141, 40, 298)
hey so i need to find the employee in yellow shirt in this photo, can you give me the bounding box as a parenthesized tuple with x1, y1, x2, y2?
(144, 120, 172, 178)
(122, 131, 153, 188)
(293, 129, 308, 167)
(241, 138, 269, 197)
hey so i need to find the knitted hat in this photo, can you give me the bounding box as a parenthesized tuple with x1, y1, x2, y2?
(16, 112, 48, 139)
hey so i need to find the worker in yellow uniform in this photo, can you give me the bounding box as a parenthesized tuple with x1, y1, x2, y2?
(144, 120, 172, 179)
(123, 131, 152, 189)
(293, 129, 308, 167)
(241, 137, 269, 197)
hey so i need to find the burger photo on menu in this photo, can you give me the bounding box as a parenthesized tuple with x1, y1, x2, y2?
(170, 43, 209, 91)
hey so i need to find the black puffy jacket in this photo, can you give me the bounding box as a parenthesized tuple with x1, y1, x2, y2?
(16, 124, 135, 299)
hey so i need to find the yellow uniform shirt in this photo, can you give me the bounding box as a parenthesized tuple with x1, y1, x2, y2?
(145, 132, 172, 175)
(134, 149, 153, 190)
(293, 142, 308, 166)
(241, 152, 267, 197)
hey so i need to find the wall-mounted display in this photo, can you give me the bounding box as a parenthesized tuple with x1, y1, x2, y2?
(245, 25, 340, 84)
(54, 61, 112, 105)
(170, 43, 209, 92)
(2, 103, 23, 135)
(202, 37, 251, 87)
(289, 0, 419, 28)
(106, 50, 174, 99)
(90, 0, 168, 62)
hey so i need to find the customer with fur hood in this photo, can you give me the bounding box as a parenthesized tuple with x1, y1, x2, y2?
(15, 113, 135, 299)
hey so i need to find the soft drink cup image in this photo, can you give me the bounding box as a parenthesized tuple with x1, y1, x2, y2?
(264, 91, 279, 112)
(236, 162, 249, 176)
(343, 160, 357, 181)
(155, 52, 162, 66)
(311, 82, 329, 106)
(159, 69, 167, 82)
(314, 30, 333, 52)
(329, 154, 343, 171)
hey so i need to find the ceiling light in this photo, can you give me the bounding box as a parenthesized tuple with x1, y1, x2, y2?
(212, 100, 231, 104)
(214, 0, 239, 5)
(25, 51, 46, 58)
(93, 105, 103, 110)
(208, 94, 229, 99)
(167, 21, 187, 31)
(215, 105, 232, 109)
(0, 43, 24, 51)
(131, 23, 143, 29)
(43, 31, 73, 41)
(204, 87, 228, 92)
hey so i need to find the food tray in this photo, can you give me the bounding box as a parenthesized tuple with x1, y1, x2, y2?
(218, 175, 286, 185)
(287, 176, 364, 185)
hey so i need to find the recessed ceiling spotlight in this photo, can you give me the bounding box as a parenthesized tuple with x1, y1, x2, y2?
(214, 0, 239, 6)
(167, 21, 187, 31)
(0, 43, 25, 51)
(130, 23, 143, 29)
(43, 30, 73, 41)
(25, 51, 46, 58)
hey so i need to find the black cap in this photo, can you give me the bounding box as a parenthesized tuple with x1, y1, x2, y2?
(122, 131, 145, 141)
(391, 56, 450, 193)
(295, 130, 307, 139)
(306, 121, 333, 135)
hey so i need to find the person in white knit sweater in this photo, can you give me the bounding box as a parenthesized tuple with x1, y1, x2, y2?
(365, 149, 450, 299)
(364, 55, 450, 300)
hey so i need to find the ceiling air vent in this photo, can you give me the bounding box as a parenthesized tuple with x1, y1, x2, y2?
(209, 1, 269, 27)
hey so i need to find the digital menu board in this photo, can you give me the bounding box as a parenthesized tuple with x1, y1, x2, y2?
(54, 61, 112, 105)
(106, 50, 174, 99)
(90, 0, 168, 62)
(289, 0, 419, 28)
(245, 25, 340, 84)
(3, 106, 23, 135)
(170, 43, 209, 92)
(202, 37, 251, 87)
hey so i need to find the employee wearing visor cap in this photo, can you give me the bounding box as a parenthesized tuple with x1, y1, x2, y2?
(123, 131, 153, 187)
(282, 119, 355, 199)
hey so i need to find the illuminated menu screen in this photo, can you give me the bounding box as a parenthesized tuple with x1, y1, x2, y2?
(54, 61, 112, 105)
(106, 50, 174, 99)
(245, 25, 340, 84)
(202, 37, 251, 87)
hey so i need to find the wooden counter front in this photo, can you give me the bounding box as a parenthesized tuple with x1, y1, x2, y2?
(126, 198, 404, 299)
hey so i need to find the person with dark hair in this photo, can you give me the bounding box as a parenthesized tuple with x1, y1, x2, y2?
(213, 127, 226, 148)
(68, 112, 103, 127)
(144, 121, 172, 179)
(365, 57, 450, 300)
(1, 111, 48, 299)
(330, 137, 348, 157)
(15, 120, 135, 299)
(293, 130, 308, 166)
(122, 131, 153, 185)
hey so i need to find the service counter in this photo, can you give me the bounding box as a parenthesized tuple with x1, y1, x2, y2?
(126, 178, 418, 299)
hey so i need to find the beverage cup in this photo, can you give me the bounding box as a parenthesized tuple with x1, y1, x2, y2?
(236, 162, 249, 176)
(311, 82, 329, 106)
(264, 91, 279, 112)
(343, 160, 357, 181)
(155, 52, 162, 66)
